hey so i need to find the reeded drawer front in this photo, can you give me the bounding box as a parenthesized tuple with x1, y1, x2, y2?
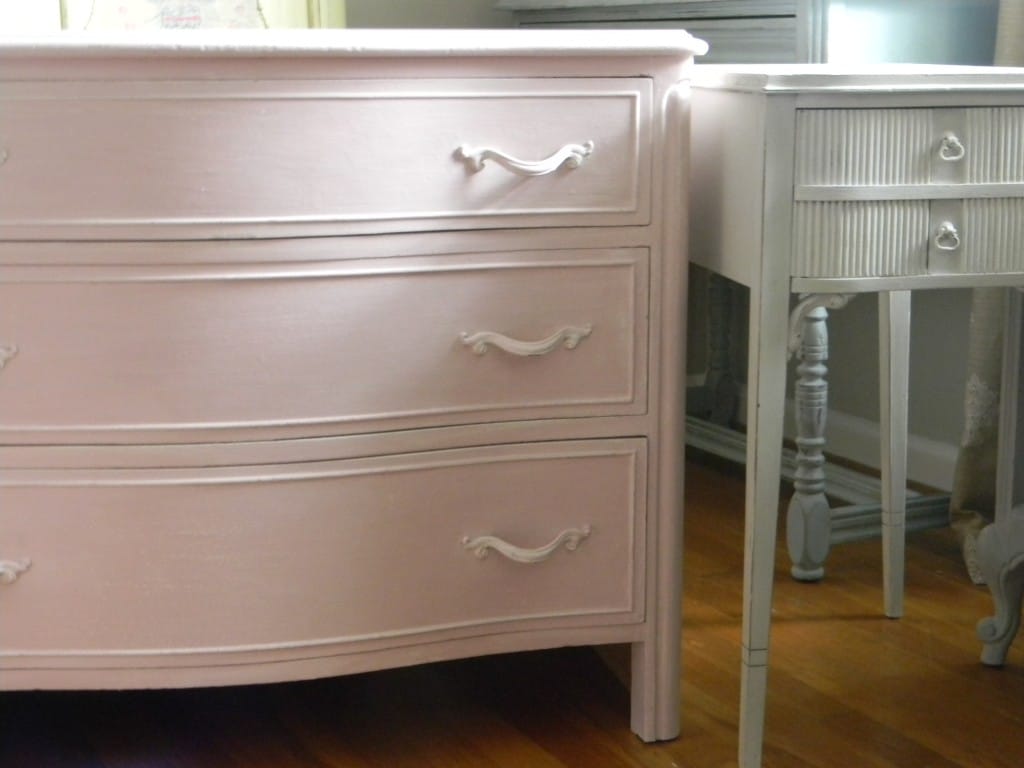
(795, 107, 1024, 187)
(928, 198, 1024, 275)
(792, 199, 1024, 278)
(792, 200, 930, 277)
(0, 248, 647, 444)
(0, 440, 644, 656)
(0, 78, 650, 239)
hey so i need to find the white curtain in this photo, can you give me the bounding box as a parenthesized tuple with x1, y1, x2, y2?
(996, 0, 1024, 63)
(952, 0, 1024, 583)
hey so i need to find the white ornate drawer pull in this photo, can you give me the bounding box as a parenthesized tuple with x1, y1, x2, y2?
(460, 325, 592, 357)
(0, 344, 17, 371)
(934, 221, 962, 251)
(0, 559, 31, 585)
(938, 133, 966, 162)
(0, 148, 8, 166)
(455, 140, 594, 177)
(462, 526, 592, 564)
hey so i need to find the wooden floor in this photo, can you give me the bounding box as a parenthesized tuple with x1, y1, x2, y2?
(4, 456, 1023, 767)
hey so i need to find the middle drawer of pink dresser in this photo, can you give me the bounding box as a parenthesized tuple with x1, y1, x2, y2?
(0, 248, 647, 444)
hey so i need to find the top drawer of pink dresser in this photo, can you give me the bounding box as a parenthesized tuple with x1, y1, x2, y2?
(794, 107, 1024, 188)
(0, 78, 651, 240)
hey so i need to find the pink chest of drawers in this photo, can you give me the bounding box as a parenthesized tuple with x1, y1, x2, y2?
(0, 30, 705, 741)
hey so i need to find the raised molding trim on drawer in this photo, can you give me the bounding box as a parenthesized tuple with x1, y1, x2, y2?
(0, 78, 651, 240)
(0, 248, 648, 444)
(0, 439, 646, 661)
(792, 200, 929, 278)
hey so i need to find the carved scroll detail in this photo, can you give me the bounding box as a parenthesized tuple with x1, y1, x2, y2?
(977, 509, 1024, 666)
(0, 559, 31, 586)
(787, 294, 855, 359)
(0, 344, 17, 371)
(462, 525, 592, 564)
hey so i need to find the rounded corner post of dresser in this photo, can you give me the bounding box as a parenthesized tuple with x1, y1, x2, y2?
(627, 71, 693, 747)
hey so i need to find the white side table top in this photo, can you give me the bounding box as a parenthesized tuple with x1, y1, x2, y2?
(693, 63, 1024, 92)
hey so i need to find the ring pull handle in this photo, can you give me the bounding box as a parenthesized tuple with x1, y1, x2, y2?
(462, 526, 592, 564)
(934, 221, 962, 251)
(460, 325, 592, 357)
(0, 559, 31, 586)
(455, 140, 595, 177)
(938, 133, 966, 162)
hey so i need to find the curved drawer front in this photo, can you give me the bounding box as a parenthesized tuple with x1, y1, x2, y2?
(0, 78, 649, 239)
(0, 440, 644, 658)
(0, 248, 646, 443)
(795, 107, 1024, 187)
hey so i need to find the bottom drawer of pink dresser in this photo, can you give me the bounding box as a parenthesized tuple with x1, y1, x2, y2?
(0, 440, 645, 659)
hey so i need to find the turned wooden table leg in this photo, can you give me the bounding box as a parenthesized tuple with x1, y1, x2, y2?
(785, 294, 855, 582)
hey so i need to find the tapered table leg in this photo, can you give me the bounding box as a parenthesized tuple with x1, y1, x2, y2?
(880, 291, 911, 618)
(737, 281, 790, 768)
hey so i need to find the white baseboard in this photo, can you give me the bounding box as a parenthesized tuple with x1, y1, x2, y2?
(688, 371, 959, 492)
(717, 383, 958, 493)
(780, 399, 958, 493)
(685, 376, 958, 543)
(684, 416, 952, 542)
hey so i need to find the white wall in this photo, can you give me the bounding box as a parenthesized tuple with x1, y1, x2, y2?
(828, 0, 998, 65)
(0, 0, 61, 31)
(0, 1, 347, 31)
